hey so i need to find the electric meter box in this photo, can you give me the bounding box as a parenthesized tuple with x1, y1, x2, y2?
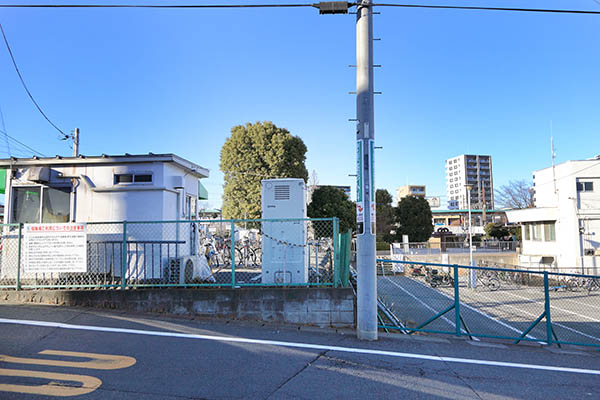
(261, 178, 307, 284)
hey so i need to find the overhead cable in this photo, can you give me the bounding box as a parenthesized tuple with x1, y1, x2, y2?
(0, 23, 68, 139)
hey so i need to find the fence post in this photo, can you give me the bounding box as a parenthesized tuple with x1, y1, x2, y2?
(231, 220, 236, 287)
(16, 223, 22, 291)
(454, 264, 461, 336)
(333, 217, 339, 288)
(121, 221, 127, 290)
(544, 272, 553, 346)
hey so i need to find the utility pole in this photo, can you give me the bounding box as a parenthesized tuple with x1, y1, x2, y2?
(316, 1, 377, 340)
(73, 128, 80, 157)
(355, 0, 377, 341)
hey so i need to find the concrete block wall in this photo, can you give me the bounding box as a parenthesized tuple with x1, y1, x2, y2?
(0, 287, 355, 328)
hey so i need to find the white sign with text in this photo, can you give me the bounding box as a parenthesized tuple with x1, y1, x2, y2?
(24, 223, 87, 273)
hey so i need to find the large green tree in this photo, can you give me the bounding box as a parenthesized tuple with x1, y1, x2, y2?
(392, 196, 433, 242)
(376, 189, 395, 243)
(308, 186, 356, 234)
(220, 121, 308, 219)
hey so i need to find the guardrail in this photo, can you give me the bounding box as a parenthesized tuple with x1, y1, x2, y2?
(377, 259, 600, 349)
(390, 240, 520, 255)
(0, 218, 345, 290)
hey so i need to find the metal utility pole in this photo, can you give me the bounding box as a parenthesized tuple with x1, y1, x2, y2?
(73, 128, 80, 157)
(355, 0, 377, 341)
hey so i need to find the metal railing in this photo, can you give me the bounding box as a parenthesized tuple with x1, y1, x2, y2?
(390, 240, 520, 255)
(377, 259, 600, 349)
(0, 218, 342, 290)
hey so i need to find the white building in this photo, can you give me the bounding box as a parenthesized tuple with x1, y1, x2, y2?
(445, 155, 494, 210)
(0, 153, 209, 223)
(0, 153, 210, 282)
(506, 157, 600, 274)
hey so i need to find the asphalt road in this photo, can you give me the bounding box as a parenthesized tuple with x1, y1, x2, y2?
(378, 274, 600, 346)
(1, 304, 600, 399)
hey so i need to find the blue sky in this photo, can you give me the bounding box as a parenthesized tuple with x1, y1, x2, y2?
(0, 1, 599, 209)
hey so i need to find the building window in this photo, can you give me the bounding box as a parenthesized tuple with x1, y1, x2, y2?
(577, 182, 593, 192)
(544, 222, 556, 241)
(523, 224, 530, 240)
(114, 173, 153, 184)
(532, 223, 542, 241)
(12, 186, 71, 224)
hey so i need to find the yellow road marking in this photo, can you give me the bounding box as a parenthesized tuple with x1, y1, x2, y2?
(0, 368, 101, 397)
(0, 350, 136, 370)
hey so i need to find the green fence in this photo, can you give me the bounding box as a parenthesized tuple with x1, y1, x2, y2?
(0, 218, 344, 290)
(377, 259, 600, 349)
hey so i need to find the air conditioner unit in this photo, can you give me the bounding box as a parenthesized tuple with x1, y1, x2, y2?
(166, 256, 198, 284)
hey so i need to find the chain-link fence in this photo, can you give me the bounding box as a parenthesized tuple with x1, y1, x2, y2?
(377, 259, 600, 349)
(0, 218, 341, 290)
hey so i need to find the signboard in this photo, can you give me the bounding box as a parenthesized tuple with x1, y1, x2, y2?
(427, 196, 441, 208)
(356, 140, 364, 224)
(24, 223, 87, 273)
(369, 139, 375, 234)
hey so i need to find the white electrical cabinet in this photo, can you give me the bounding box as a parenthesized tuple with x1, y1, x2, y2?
(261, 178, 307, 284)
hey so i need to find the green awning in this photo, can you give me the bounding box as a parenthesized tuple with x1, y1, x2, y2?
(0, 169, 6, 194)
(198, 180, 208, 200)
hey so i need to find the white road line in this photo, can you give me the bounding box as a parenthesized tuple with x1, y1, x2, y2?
(405, 277, 540, 342)
(472, 290, 600, 343)
(505, 290, 600, 323)
(382, 276, 477, 339)
(0, 317, 599, 376)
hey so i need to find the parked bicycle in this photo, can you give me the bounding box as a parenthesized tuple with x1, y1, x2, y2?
(425, 268, 454, 288)
(476, 270, 500, 291)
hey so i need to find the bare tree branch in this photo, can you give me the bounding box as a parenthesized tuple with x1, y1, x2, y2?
(495, 180, 534, 209)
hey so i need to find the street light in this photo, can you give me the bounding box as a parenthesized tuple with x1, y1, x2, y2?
(465, 184, 474, 288)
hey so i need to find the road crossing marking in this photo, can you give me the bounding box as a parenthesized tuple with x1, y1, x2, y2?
(0, 349, 136, 397)
(0, 368, 101, 397)
(1, 317, 599, 376)
(0, 350, 136, 370)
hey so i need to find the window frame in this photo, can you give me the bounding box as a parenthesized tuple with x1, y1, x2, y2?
(11, 184, 72, 224)
(114, 172, 154, 185)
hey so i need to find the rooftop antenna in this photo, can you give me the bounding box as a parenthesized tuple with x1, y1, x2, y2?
(551, 121, 557, 195)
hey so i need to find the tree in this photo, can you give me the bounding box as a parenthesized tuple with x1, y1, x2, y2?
(308, 186, 356, 234)
(495, 180, 534, 209)
(220, 121, 308, 219)
(376, 189, 395, 243)
(484, 223, 509, 239)
(392, 196, 433, 242)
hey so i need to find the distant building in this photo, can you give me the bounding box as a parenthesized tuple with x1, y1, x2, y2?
(396, 185, 426, 203)
(445, 154, 494, 210)
(431, 209, 507, 236)
(506, 157, 600, 273)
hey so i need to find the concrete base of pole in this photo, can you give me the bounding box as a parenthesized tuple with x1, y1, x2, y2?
(357, 329, 378, 340)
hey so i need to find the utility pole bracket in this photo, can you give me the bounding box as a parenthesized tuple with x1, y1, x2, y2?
(314, 2, 351, 14)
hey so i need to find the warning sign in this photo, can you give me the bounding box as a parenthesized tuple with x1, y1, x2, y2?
(24, 223, 87, 273)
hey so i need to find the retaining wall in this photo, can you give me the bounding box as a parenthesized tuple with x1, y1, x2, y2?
(0, 287, 355, 328)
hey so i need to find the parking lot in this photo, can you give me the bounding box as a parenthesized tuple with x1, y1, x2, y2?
(378, 273, 600, 347)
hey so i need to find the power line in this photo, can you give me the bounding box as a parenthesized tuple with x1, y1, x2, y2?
(0, 3, 599, 15)
(0, 23, 68, 139)
(0, 3, 316, 9)
(0, 128, 46, 157)
(372, 3, 600, 15)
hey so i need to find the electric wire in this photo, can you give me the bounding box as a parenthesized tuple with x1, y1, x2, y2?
(0, 128, 46, 157)
(0, 3, 599, 15)
(371, 3, 600, 15)
(0, 23, 68, 139)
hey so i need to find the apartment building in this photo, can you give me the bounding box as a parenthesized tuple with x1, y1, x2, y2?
(395, 185, 426, 203)
(445, 154, 494, 210)
(506, 157, 600, 273)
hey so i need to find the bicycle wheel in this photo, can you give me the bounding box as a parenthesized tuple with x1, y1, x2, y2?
(488, 278, 500, 291)
(567, 278, 580, 292)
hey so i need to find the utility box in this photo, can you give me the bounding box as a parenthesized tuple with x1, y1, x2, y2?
(261, 178, 307, 284)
